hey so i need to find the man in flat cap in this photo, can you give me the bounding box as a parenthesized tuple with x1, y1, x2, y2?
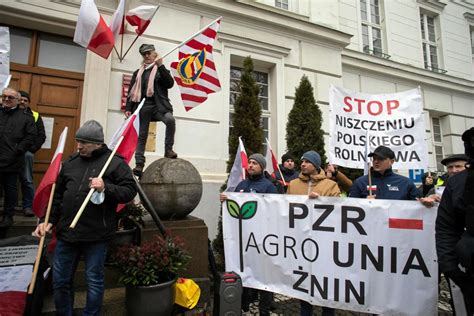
(349, 145, 420, 200)
(125, 43, 177, 177)
(436, 127, 474, 315)
(34, 120, 137, 315)
(420, 153, 469, 206)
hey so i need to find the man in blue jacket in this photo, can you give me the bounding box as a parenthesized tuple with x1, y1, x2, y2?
(220, 153, 277, 315)
(349, 145, 420, 200)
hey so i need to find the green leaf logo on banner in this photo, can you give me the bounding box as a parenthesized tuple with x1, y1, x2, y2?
(241, 201, 257, 219)
(225, 199, 258, 272)
(226, 200, 240, 218)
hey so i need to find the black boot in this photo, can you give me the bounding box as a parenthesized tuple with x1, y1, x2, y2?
(0, 216, 14, 228)
(133, 163, 144, 177)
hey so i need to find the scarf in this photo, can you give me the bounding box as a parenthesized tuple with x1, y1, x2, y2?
(129, 63, 158, 102)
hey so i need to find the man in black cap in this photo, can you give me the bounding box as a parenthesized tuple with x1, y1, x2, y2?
(126, 43, 177, 177)
(33, 120, 137, 315)
(18, 90, 46, 217)
(436, 127, 474, 315)
(0, 87, 36, 228)
(349, 145, 420, 200)
(220, 153, 277, 315)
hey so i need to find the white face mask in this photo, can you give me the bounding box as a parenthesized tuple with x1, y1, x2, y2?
(90, 191, 105, 205)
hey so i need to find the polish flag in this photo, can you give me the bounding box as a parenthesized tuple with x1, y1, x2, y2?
(264, 138, 286, 185)
(126, 5, 159, 36)
(33, 127, 68, 218)
(109, 0, 126, 41)
(74, 0, 115, 59)
(109, 99, 144, 163)
(225, 137, 248, 192)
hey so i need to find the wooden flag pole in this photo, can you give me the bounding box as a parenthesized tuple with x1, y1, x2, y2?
(144, 16, 222, 70)
(70, 136, 124, 229)
(368, 161, 373, 197)
(28, 183, 56, 294)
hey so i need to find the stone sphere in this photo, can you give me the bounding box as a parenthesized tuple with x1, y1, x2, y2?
(140, 158, 203, 219)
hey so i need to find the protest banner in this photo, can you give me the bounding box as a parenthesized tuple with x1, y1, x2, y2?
(328, 86, 428, 170)
(223, 193, 437, 315)
(0, 27, 11, 90)
(0, 237, 38, 315)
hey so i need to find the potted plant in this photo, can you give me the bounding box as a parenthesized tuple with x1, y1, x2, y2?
(112, 233, 191, 316)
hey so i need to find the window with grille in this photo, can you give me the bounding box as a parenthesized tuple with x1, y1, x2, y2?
(275, 0, 289, 10)
(431, 117, 444, 172)
(420, 12, 442, 72)
(360, 0, 384, 57)
(229, 66, 270, 152)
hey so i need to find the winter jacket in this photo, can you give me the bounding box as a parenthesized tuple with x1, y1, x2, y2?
(287, 169, 341, 197)
(0, 106, 36, 171)
(330, 171, 353, 193)
(234, 173, 278, 194)
(48, 146, 137, 242)
(274, 164, 298, 184)
(349, 168, 420, 200)
(24, 107, 46, 153)
(126, 64, 175, 114)
(436, 169, 471, 276)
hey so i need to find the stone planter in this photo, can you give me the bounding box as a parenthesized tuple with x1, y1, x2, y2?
(125, 276, 177, 316)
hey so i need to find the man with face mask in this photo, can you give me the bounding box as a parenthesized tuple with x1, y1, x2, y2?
(436, 127, 474, 315)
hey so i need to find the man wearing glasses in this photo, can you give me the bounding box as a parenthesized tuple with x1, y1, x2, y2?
(0, 87, 36, 228)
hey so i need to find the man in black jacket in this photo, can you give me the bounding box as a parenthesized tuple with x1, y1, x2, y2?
(125, 43, 177, 177)
(0, 88, 36, 228)
(436, 127, 474, 315)
(34, 120, 137, 315)
(18, 90, 46, 217)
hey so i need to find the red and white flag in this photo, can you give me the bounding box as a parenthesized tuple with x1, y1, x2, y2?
(74, 0, 115, 59)
(109, 99, 144, 163)
(126, 5, 159, 36)
(170, 17, 221, 111)
(109, 0, 126, 41)
(225, 137, 248, 192)
(33, 127, 68, 218)
(264, 138, 286, 185)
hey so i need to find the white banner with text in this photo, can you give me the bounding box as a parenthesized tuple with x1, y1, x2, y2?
(328, 86, 428, 170)
(223, 193, 437, 315)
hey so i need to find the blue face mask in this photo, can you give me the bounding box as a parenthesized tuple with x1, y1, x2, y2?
(90, 191, 105, 205)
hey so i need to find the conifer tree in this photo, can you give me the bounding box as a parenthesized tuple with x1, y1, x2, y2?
(286, 75, 327, 166)
(226, 56, 263, 173)
(214, 56, 263, 270)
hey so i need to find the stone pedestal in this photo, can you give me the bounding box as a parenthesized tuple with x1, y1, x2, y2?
(142, 215, 211, 309)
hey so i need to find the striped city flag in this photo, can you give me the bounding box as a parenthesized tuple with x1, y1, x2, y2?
(170, 17, 221, 111)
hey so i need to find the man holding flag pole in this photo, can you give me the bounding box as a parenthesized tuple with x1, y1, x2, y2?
(33, 120, 137, 315)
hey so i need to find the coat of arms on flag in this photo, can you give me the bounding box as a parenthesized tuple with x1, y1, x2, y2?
(170, 17, 222, 111)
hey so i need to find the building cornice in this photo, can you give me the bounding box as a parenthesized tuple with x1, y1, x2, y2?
(342, 50, 474, 95)
(163, 0, 352, 50)
(416, 0, 447, 12)
(464, 12, 474, 24)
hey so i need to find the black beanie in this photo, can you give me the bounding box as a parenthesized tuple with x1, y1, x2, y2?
(19, 90, 30, 102)
(281, 152, 294, 164)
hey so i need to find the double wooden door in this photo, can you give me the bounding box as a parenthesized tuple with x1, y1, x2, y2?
(9, 68, 83, 187)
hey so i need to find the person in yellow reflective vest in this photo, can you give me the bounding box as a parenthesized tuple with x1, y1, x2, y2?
(19, 91, 46, 217)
